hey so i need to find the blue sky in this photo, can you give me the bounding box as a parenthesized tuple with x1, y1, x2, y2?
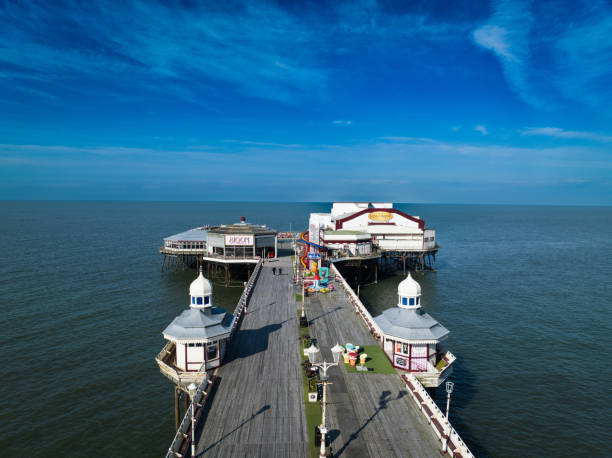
(0, 0, 611, 204)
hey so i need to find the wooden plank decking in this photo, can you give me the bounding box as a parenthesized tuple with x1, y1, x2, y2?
(194, 255, 308, 457)
(307, 284, 442, 458)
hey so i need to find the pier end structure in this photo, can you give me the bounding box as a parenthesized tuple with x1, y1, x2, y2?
(159, 216, 277, 285)
(307, 202, 438, 272)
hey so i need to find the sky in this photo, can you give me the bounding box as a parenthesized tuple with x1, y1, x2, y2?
(0, 0, 611, 204)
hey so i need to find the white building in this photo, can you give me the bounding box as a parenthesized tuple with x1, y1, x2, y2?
(157, 269, 232, 386)
(308, 202, 436, 255)
(374, 273, 455, 387)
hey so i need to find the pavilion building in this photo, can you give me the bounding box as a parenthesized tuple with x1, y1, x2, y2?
(375, 273, 455, 387)
(156, 269, 232, 387)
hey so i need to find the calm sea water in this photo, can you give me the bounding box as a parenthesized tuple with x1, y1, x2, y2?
(0, 202, 610, 457)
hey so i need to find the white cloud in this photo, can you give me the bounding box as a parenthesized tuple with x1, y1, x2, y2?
(378, 136, 436, 143)
(520, 127, 612, 142)
(333, 120, 352, 125)
(471, 0, 539, 107)
(474, 125, 488, 135)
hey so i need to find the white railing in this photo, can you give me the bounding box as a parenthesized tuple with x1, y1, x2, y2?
(229, 258, 263, 336)
(159, 247, 207, 254)
(165, 372, 214, 458)
(330, 264, 383, 340)
(403, 374, 474, 458)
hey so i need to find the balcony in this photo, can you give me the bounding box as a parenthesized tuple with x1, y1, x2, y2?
(155, 342, 208, 388)
(412, 350, 455, 388)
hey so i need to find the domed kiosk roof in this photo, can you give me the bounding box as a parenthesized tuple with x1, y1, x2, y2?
(375, 308, 449, 342)
(163, 307, 232, 342)
(190, 271, 212, 297)
(398, 273, 421, 297)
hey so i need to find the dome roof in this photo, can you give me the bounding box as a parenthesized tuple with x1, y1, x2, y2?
(398, 273, 421, 297)
(190, 271, 212, 297)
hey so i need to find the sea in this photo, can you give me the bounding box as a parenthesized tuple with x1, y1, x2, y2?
(0, 201, 610, 457)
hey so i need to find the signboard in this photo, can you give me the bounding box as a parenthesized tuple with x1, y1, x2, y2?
(224, 234, 254, 246)
(307, 253, 321, 260)
(368, 211, 393, 222)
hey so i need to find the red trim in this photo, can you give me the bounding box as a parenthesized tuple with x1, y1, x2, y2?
(335, 207, 425, 230)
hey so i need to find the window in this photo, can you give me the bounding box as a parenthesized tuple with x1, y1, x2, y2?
(206, 344, 218, 360)
(402, 297, 408, 305)
(204, 296, 210, 305)
(192, 297, 195, 304)
(416, 297, 420, 305)
(402, 343, 409, 354)
(409, 298, 415, 306)
(196, 297, 203, 305)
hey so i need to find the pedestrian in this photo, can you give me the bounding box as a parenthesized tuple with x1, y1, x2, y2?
(278, 267, 282, 275)
(272, 266, 276, 275)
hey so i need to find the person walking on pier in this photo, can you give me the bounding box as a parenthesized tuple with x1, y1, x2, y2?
(272, 266, 277, 275)
(278, 267, 282, 275)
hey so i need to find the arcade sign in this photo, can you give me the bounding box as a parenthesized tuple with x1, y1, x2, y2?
(307, 253, 321, 260)
(368, 211, 393, 222)
(225, 234, 254, 246)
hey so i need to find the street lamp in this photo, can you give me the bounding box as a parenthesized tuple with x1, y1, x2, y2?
(307, 344, 344, 457)
(187, 383, 198, 458)
(442, 381, 454, 454)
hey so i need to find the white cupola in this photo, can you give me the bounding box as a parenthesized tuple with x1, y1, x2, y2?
(397, 273, 421, 309)
(189, 268, 213, 308)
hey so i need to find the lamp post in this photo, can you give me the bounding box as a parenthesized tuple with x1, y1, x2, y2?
(301, 276, 305, 318)
(442, 381, 454, 455)
(306, 343, 344, 457)
(187, 383, 198, 458)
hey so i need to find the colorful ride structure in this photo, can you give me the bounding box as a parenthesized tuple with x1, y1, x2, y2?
(303, 261, 333, 293)
(299, 231, 333, 293)
(299, 230, 328, 269)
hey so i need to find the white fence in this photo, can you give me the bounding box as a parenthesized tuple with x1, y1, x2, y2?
(165, 373, 214, 458)
(330, 264, 383, 340)
(229, 258, 263, 335)
(403, 374, 474, 458)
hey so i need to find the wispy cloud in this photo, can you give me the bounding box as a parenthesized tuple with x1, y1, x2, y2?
(0, 1, 468, 106)
(474, 125, 488, 135)
(332, 120, 353, 126)
(472, 0, 539, 107)
(223, 140, 305, 148)
(378, 137, 437, 143)
(554, 11, 612, 106)
(520, 127, 612, 142)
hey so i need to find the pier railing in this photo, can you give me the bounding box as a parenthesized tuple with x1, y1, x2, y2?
(330, 264, 383, 340)
(403, 374, 474, 458)
(229, 258, 263, 336)
(166, 371, 216, 458)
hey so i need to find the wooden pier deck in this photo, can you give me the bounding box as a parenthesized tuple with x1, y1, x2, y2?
(194, 254, 309, 457)
(307, 286, 442, 458)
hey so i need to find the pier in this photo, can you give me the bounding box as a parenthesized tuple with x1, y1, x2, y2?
(192, 254, 310, 456)
(160, 250, 472, 457)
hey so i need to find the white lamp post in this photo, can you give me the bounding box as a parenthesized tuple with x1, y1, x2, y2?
(307, 343, 343, 457)
(187, 383, 198, 458)
(442, 381, 454, 454)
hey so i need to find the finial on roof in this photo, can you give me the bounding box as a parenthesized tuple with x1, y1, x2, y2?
(240, 216, 246, 222)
